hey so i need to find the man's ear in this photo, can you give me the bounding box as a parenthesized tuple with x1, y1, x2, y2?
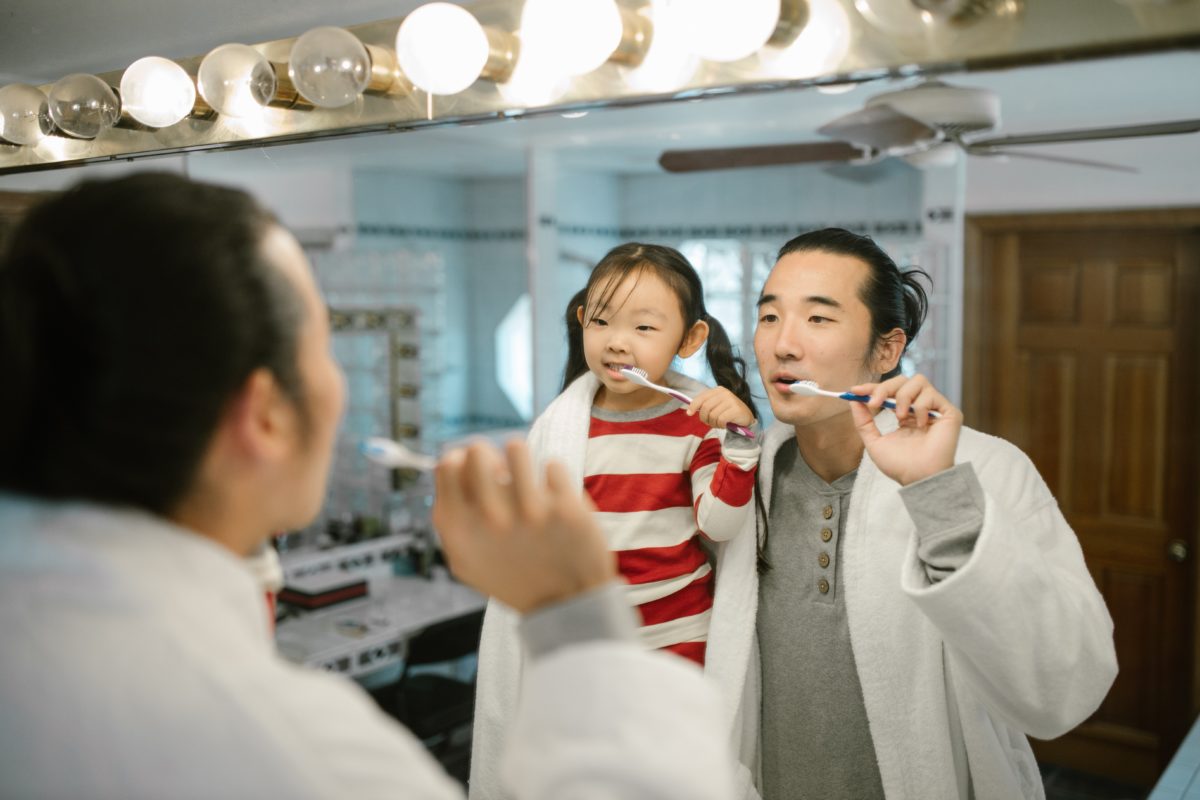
(873, 328, 907, 376)
(678, 319, 709, 359)
(221, 368, 295, 463)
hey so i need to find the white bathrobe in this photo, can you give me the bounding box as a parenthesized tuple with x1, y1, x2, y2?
(470, 371, 762, 800)
(747, 414, 1118, 798)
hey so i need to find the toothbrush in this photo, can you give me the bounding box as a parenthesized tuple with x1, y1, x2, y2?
(788, 379, 942, 419)
(619, 366, 756, 439)
(360, 436, 438, 471)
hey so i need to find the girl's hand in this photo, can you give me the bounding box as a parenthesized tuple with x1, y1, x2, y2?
(847, 374, 963, 486)
(687, 387, 755, 431)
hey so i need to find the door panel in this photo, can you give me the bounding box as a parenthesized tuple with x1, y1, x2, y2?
(967, 218, 1200, 786)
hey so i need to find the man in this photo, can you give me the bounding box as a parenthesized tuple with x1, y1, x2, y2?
(743, 228, 1117, 798)
(0, 173, 734, 799)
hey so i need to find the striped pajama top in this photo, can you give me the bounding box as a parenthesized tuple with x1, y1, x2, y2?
(585, 400, 760, 665)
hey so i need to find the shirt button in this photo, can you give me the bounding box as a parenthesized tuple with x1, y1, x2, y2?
(818, 578, 830, 594)
(820, 528, 832, 542)
(823, 505, 833, 520)
(818, 552, 830, 568)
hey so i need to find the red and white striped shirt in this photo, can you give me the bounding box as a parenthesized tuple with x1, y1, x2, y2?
(585, 402, 760, 666)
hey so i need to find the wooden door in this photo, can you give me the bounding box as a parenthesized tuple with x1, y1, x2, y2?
(965, 212, 1200, 787)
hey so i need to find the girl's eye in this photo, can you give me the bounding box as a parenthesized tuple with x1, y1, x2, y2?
(591, 317, 607, 326)
(636, 325, 656, 332)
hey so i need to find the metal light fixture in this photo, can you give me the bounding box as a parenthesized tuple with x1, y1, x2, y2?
(47, 74, 121, 139)
(855, 0, 1023, 55)
(0, 83, 52, 146)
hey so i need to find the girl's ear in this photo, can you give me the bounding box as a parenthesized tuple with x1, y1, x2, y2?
(872, 327, 907, 375)
(575, 304, 584, 326)
(677, 319, 709, 359)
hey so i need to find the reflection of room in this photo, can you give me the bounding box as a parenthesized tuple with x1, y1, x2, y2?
(2, 1, 1199, 796)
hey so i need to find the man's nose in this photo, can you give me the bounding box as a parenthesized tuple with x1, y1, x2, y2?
(773, 319, 804, 361)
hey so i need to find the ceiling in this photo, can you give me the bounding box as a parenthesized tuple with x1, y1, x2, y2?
(1, 2, 1197, 181)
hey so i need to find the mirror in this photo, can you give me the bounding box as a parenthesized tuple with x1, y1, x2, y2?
(1, 47, 1197, 533)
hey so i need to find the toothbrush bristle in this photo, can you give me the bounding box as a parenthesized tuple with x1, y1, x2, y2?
(621, 366, 648, 378)
(789, 380, 821, 395)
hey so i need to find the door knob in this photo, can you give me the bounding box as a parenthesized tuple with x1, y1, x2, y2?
(1168, 539, 1189, 563)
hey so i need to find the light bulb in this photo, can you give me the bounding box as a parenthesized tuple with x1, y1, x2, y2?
(620, 0, 700, 93)
(288, 26, 371, 108)
(520, 0, 623, 77)
(198, 44, 277, 117)
(119, 56, 196, 128)
(679, 0, 782, 62)
(0, 83, 51, 145)
(497, 50, 571, 107)
(396, 3, 490, 95)
(760, 0, 852, 79)
(47, 74, 120, 139)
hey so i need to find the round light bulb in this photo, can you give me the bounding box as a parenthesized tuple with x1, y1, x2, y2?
(396, 3, 489, 95)
(679, 0, 781, 62)
(760, 0, 852, 79)
(520, 0, 623, 77)
(47, 74, 120, 139)
(0, 83, 52, 145)
(119, 56, 196, 128)
(497, 50, 571, 107)
(288, 26, 371, 108)
(198, 44, 277, 117)
(620, 0, 700, 93)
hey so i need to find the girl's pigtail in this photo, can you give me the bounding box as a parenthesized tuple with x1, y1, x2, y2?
(702, 313, 758, 423)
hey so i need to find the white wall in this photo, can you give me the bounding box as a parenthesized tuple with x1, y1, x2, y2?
(965, 135, 1200, 213)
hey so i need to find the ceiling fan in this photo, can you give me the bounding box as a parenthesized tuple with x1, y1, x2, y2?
(658, 80, 1200, 174)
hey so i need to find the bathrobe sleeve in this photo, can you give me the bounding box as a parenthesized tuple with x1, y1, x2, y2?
(898, 432, 1118, 740)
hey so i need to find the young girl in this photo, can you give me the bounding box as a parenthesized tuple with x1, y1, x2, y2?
(470, 243, 763, 799)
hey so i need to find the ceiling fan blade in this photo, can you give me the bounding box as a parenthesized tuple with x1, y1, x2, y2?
(658, 141, 864, 173)
(969, 148, 1137, 174)
(968, 118, 1200, 149)
(817, 104, 940, 151)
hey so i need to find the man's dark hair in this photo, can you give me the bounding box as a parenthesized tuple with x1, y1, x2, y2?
(0, 172, 308, 515)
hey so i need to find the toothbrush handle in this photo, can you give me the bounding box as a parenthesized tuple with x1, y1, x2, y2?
(726, 422, 756, 439)
(839, 393, 942, 419)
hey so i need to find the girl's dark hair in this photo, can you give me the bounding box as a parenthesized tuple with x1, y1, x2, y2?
(0, 172, 308, 516)
(776, 228, 930, 380)
(562, 242, 756, 420)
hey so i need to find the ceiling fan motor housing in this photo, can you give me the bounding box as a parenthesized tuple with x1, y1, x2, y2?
(867, 82, 1001, 138)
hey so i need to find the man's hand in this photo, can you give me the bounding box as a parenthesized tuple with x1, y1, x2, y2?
(432, 439, 616, 613)
(847, 374, 963, 486)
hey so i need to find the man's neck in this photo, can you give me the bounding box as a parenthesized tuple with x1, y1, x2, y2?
(792, 409, 865, 484)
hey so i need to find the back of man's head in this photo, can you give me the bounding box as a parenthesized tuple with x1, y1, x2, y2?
(0, 172, 308, 516)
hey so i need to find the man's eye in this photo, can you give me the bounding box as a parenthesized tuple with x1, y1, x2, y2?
(759, 313, 778, 323)
(810, 316, 830, 324)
